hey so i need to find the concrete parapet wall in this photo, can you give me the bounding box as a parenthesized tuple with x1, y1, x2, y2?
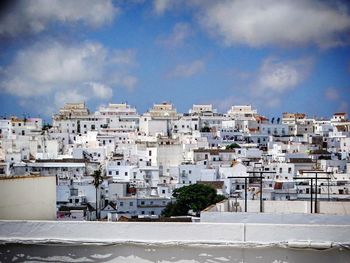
(201, 211, 350, 225)
(0, 220, 349, 247)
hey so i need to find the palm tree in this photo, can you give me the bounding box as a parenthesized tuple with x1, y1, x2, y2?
(92, 168, 103, 220)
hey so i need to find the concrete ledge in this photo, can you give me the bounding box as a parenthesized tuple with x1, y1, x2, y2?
(0, 221, 244, 245)
(0, 220, 349, 249)
(245, 223, 350, 243)
(201, 211, 350, 225)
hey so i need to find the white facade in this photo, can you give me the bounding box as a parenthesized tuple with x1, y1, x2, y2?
(0, 176, 56, 220)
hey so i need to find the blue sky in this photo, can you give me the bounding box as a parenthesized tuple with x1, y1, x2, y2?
(0, 0, 349, 121)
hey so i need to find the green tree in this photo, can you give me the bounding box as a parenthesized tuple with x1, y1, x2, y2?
(92, 168, 104, 220)
(226, 143, 241, 149)
(200, 126, 210, 132)
(162, 184, 225, 217)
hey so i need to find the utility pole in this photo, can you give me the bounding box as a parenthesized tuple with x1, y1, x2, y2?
(294, 171, 332, 213)
(228, 170, 275, 213)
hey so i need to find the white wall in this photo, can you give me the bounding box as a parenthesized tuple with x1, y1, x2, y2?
(0, 176, 56, 220)
(0, 221, 349, 262)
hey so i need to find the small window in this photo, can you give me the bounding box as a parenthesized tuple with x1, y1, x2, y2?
(120, 202, 124, 206)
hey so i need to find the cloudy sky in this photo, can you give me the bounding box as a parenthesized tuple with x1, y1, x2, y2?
(0, 0, 349, 120)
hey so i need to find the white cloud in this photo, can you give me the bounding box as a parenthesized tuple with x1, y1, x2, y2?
(0, 40, 138, 113)
(153, 0, 173, 15)
(110, 49, 137, 66)
(0, 0, 118, 37)
(157, 23, 192, 48)
(257, 57, 313, 93)
(201, 0, 350, 48)
(89, 82, 113, 99)
(325, 87, 340, 101)
(120, 76, 138, 91)
(154, 0, 350, 48)
(167, 59, 205, 78)
(54, 89, 88, 108)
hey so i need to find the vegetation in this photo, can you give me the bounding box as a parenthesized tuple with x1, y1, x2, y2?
(200, 126, 211, 132)
(162, 184, 226, 217)
(92, 168, 104, 220)
(226, 143, 241, 149)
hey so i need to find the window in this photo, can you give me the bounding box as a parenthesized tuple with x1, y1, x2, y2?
(288, 168, 292, 173)
(108, 171, 112, 175)
(162, 190, 166, 194)
(279, 168, 282, 173)
(189, 170, 192, 174)
(116, 171, 119, 175)
(141, 201, 145, 205)
(120, 202, 124, 206)
(125, 172, 128, 176)
(129, 202, 133, 206)
(149, 150, 152, 156)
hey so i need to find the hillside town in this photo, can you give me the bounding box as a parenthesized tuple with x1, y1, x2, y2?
(0, 102, 349, 221)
